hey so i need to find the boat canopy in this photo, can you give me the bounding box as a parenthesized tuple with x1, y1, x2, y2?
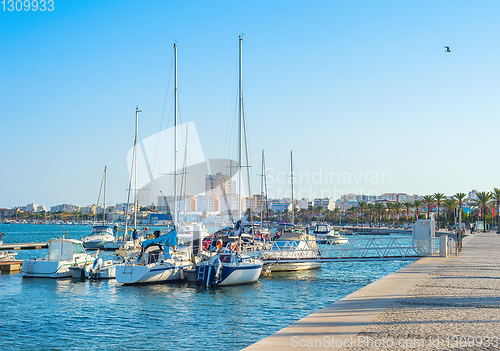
(48, 240, 86, 261)
(141, 229, 177, 248)
(91, 225, 115, 236)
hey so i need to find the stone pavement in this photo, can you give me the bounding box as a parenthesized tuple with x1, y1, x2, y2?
(243, 232, 500, 350)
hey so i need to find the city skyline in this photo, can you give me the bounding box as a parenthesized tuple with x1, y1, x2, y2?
(2, 1, 500, 208)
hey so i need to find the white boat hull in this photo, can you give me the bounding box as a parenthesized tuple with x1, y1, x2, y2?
(218, 264, 262, 286)
(267, 261, 320, 272)
(22, 257, 93, 278)
(116, 261, 192, 284)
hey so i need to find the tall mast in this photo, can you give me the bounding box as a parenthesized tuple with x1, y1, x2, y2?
(291, 150, 294, 225)
(238, 35, 243, 220)
(134, 107, 141, 230)
(174, 43, 178, 227)
(260, 150, 264, 232)
(103, 166, 107, 224)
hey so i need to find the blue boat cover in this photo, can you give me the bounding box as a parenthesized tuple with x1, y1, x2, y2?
(141, 229, 177, 248)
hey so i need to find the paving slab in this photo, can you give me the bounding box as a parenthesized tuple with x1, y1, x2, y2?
(243, 231, 500, 351)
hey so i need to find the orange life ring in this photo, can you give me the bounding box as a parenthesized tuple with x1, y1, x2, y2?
(231, 242, 238, 251)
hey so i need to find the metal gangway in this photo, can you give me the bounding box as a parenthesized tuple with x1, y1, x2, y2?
(243, 236, 441, 265)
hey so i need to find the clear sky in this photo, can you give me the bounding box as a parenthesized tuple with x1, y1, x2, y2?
(1, 0, 499, 209)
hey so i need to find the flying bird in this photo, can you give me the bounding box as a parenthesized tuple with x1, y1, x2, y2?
(444, 46, 451, 53)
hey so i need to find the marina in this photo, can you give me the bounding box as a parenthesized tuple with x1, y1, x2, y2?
(0, 223, 414, 350)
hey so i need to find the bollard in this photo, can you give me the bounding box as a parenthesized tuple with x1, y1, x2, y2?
(439, 236, 447, 257)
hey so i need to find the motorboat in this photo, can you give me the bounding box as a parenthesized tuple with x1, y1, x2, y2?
(22, 238, 97, 278)
(82, 225, 116, 250)
(313, 223, 349, 245)
(70, 256, 119, 279)
(115, 228, 193, 284)
(262, 227, 320, 272)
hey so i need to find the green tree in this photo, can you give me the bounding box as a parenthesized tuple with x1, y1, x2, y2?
(443, 198, 457, 226)
(472, 191, 491, 232)
(385, 202, 394, 225)
(422, 195, 435, 219)
(433, 193, 445, 228)
(358, 201, 367, 225)
(490, 188, 500, 234)
(374, 203, 385, 227)
(403, 202, 414, 222)
(393, 202, 404, 225)
(366, 203, 375, 226)
(413, 200, 423, 220)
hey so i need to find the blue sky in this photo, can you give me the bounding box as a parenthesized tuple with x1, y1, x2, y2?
(1, 1, 500, 208)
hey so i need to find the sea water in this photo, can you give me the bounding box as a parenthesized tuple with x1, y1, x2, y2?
(0, 224, 411, 350)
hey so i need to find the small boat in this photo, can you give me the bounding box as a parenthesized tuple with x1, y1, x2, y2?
(196, 249, 263, 287)
(196, 221, 263, 287)
(70, 256, 119, 279)
(264, 227, 320, 271)
(22, 239, 97, 278)
(313, 223, 349, 245)
(82, 225, 116, 250)
(115, 228, 193, 284)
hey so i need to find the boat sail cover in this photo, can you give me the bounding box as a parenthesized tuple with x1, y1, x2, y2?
(141, 229, 178, 248)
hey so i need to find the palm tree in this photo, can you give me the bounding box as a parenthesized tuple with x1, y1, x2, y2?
(422, 195, 435, 219)
(443, 198, 457, 227)
(333, 208, 341, 224)
(366, 203, 375, 226)
(307, 205, 314, 223)
(490, 188, 500, 234)
(472, 191, 491, 232)
(358, 201, 367, 226)
(374, 203, 385, 227)
(385, 202, 394, 226)
(403, 202, 413, 222)
(393, 202, 404, 225)
(433, 193, 445, 228)
(413, 200, 423, 220)
(315, 205, 324, 220)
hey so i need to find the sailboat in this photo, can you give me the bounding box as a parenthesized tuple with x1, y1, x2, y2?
(263, 151, 320, 272)
(115, 43, 193, 284)
(82, 166, 116, 250)
(196, 36, 263, 287)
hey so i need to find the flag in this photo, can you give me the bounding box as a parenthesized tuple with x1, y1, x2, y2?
(479, 209, 482, 217)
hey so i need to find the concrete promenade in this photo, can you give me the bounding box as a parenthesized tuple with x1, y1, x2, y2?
(243, 231, 500, 350)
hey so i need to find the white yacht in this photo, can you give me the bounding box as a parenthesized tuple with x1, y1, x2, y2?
(82, 225, 116, 250)
(22, 239, 97, 278)
(263, 228, 320, 272)
(313, 223, 349, 245)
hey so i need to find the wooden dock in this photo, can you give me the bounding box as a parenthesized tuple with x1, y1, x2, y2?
(0, 242, 48, 250)
(0, 260, 23, 272)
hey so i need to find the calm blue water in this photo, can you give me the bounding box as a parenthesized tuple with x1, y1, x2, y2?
(0, 224, 412, 350)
